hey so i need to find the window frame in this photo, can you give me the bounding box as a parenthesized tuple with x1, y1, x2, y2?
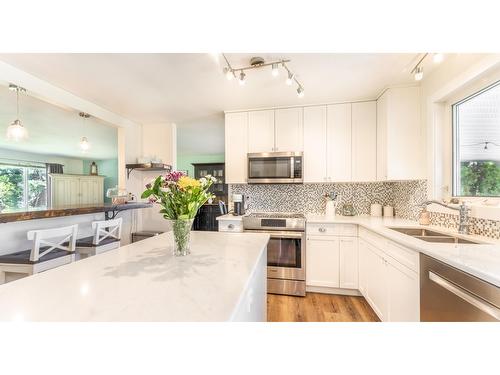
(451, 79, 500, 198)
(0, 162, 47, 211)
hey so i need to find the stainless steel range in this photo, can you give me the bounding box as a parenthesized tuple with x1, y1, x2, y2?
(243, 212, 306, 296)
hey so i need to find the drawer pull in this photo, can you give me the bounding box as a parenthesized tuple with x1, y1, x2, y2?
(228, 224, 234, 229)
(318, 228, 326, 233)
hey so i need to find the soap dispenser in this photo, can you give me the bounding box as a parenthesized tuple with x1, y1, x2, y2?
(419, 206, 431, 225)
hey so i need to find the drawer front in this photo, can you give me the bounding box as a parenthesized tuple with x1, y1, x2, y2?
(307, 223, 357, 237)
(218, 221, 243, 232)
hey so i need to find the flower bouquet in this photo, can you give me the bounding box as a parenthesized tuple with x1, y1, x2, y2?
(141, 171, 216, 256)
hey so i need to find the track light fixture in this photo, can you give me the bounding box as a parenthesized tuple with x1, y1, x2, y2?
(414, 66, 424, 81)
(410, 53, 445, 81)
(238, 70, 246, 86)
(271, 63, 279, 77)
(222, 54, 305, 98)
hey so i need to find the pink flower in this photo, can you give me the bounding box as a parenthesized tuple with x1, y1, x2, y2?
(165, 171, 186, 182)
(149, 196, 157, 203)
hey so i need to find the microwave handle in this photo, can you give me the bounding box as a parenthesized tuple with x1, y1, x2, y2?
(290, 156, 294, 178)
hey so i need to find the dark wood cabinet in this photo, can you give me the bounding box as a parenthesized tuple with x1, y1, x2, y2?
(192, 162, 227, 232)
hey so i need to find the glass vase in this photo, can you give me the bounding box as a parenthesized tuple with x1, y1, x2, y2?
(168, 219, 194, 256)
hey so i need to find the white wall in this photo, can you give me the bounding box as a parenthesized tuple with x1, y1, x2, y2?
(421, 53, 500, 221)
(139, 123, 177, 232)
(0, 148, 84, 174)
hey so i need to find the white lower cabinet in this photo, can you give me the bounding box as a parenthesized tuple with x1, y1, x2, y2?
(358, 235, 419, 322)
(306, 223, 358, 291)
(306, 237, 340, 288)
(339, 237, 358, 289)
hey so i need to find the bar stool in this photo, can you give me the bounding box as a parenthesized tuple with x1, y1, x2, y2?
(0, 224, 78, 285)
(76, 218, 122, 258)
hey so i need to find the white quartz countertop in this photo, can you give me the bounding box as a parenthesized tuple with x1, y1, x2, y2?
(0, 231, 269, 322)
(306, 214, 500, 287)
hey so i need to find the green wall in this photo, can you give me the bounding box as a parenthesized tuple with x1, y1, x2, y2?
(177, 153, 225, 177)
(83, 158, 118, 202)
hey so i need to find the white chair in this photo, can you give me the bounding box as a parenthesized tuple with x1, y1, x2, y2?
(76, 218, 122, 258)
(0, 224, 78, 285)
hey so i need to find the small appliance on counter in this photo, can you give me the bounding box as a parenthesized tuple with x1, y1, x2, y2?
(232, 194, 245, 216)
(370, 203, 383, 217)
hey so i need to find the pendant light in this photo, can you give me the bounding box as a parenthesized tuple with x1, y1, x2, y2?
(6, 84, 28, 141)
(79, 112, 91, 152)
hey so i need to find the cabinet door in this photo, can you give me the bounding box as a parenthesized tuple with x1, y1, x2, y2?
(225, 112, 248, 183)
(339, 237, 358, 289)
(376, 92, 388, 181)
(351, 101, 377, 181)
(53, 177, 79, 206)
(364, 243, 388, 321)
(306, 237, 340, 288)
(327, 103, 352, 182)
(248, 110, 275, 153)
(387, 258, 420, 322)
(275, 107, 303, 152)
(303, 106, 327, 183)
(79, 178, 91, 205)
(88, 178, 103, 204)
(358, 239, 368, 295)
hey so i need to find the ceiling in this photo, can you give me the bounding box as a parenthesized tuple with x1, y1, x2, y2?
(0, 84, 117, 159)
(0, 53, 432, 125)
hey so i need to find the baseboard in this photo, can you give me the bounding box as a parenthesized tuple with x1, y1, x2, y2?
(306, 285, 361, 296)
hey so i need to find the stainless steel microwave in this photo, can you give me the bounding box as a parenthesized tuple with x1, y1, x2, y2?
(247, 151, 303, 184)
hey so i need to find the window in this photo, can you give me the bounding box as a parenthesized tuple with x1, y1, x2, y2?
(0, 164, 47, 212)
(452, 80, 500, 197)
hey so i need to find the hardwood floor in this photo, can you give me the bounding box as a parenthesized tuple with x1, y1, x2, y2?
(267, 292, 380, 322)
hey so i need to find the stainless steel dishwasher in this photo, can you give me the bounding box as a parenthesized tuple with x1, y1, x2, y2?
(420, 253, 500, 322)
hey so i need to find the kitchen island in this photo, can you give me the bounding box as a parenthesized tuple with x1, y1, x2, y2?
(0, 231, 269, 321)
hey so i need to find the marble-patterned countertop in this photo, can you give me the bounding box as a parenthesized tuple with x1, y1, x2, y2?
(0, 231, 269, 321)
(306, 214, 500, 287)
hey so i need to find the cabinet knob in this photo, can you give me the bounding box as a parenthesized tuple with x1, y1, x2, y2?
(318, 227, 326, 233)
(228, 224, 234, 229)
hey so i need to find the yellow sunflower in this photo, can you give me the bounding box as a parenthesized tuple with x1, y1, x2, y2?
(178, 176, 201, 189)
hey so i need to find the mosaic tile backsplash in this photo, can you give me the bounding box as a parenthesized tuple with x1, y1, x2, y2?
(229, 180, 500, 239)
(229, 180, 427, 219)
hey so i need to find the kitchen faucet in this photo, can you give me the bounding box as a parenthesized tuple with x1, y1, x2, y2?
(423, 200, 471, 235)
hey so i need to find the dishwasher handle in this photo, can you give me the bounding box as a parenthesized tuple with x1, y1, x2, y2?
(429, 271, 500, 321)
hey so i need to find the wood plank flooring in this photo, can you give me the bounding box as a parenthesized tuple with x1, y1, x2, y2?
(267, 292, 380, 322)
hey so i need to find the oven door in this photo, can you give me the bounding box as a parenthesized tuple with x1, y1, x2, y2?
(266, 231, 305, 281)
(247, 152, 302, 183)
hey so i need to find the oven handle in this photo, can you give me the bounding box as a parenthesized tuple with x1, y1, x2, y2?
(429, 271, 500, 320)
(244, 230, 304, 239)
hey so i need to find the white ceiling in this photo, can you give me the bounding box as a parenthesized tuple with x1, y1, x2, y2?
(0, 84, 117, 159)
(0, 53, 428, 126)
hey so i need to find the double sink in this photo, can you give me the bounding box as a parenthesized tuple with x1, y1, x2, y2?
(389, 227, 483, 245)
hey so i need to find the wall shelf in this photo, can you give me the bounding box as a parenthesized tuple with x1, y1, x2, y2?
(125, 163, 172, 179)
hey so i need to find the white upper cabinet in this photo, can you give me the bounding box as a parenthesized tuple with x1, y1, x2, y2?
(303, 106, 327, 183)
(248, 110, 275, 153)
(351, 101, 377, 182)
(377, 86, 422, 181)
(274, 107, 303, 152)
(327, 103, 352, 182)
(225, 112, 248, 183)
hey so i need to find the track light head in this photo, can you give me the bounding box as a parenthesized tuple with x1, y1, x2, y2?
(297, 86, 304, 98)
(224, 67, 234, 80)
(239, 70, 246, 85)
(414, 66, 424, 81)
(271, 63, 279, 77)
(286, 72, 294, 85)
